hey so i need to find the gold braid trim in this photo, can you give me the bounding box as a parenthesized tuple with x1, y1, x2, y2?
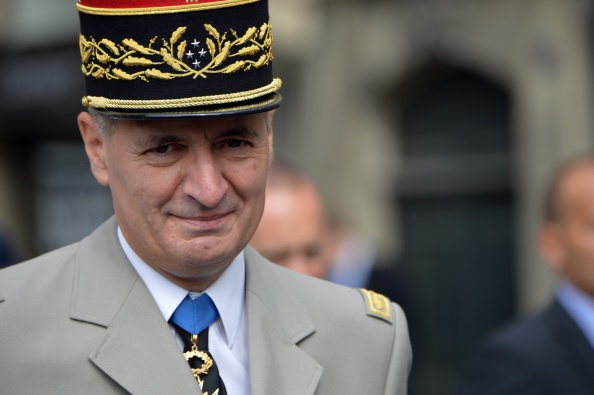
(83, 78, 281, 109)
(77, 0, 260, 15)
(80, 23, 274, 82)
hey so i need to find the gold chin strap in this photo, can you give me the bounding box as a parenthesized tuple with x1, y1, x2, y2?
(82, 78, 281, 110)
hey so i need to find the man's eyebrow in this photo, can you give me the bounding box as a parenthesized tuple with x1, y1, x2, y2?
(215, 125, 260, 140)
(136, 133, 184, 148)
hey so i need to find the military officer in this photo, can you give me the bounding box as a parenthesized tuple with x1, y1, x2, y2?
(0, 1, 411, 393)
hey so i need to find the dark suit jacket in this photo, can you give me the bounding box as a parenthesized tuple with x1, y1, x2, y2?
(460, 299, 594, 395)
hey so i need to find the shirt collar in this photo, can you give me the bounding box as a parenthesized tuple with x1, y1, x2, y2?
(117, 226, 246, 348)
(557, 281, 594, 350)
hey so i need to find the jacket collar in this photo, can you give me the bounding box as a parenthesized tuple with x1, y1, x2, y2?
(70, 217, 201, 394)
(244, 246, 322, 395)
(548, 299, 594, 391)
(69, 217, 323, 394)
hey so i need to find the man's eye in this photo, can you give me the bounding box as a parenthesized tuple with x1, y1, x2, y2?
(150, 144, 174, 154)
(226, 139, 246, 148)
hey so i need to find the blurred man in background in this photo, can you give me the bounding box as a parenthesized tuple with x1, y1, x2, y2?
(250, 161, 410, 314)
(461, 156, 594, 395)
(250, 160, 331, 279)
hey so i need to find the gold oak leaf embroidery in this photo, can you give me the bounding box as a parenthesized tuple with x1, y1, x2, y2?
(79, 22, 274, 82)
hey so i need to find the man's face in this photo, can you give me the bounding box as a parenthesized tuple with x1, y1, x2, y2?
(541, 166, 594, 297)
(250, 183, 329, 278)
(79, 112, 273, 291)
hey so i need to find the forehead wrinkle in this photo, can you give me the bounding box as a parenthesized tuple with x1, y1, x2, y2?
(132, 132, 180, 149)
(207, 124, 261, 141)
(129, 121, 190, 148)
(126, 118, 263, 148)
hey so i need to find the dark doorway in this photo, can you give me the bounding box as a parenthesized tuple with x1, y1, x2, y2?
(390, 62, 516, 395)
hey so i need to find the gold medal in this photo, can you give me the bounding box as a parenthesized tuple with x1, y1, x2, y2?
(183, 334, 214, 379)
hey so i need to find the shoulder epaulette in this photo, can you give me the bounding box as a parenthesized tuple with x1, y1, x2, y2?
(358, 288, 392, 324)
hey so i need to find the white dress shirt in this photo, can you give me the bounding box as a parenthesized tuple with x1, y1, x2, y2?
(557, 281, 594, 350)
(118, 227, 250, 395)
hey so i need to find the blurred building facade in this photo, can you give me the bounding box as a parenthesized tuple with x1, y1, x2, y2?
(270, 1, 594, 392)
(1, 0, 593, 394)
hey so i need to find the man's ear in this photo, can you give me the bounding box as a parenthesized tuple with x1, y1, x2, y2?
(78, 111, 110, 186)
(538, 222, 566, 272)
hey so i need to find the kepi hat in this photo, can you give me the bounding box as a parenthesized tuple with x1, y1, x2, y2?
(77, 0, 282, 118)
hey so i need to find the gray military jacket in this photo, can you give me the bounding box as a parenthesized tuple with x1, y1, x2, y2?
(0, 217, 411, 394)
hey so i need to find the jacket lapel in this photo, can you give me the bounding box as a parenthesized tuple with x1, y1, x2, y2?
(244, 246, 323, 395)
(69, 217, 200, 395)
(548, 300, 594, 392)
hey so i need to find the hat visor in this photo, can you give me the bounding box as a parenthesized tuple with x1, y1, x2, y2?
(94, 92, 281, 120)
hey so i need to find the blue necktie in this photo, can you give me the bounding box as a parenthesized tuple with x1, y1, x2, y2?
(170, 294, 226, 395)
(171, 294, 218, 334)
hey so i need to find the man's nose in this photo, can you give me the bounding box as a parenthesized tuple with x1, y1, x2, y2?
(181, 151, 228, 208)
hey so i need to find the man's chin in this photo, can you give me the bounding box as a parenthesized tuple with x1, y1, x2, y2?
(175, 241, 239, 265)
(169, 211, 235, 235)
